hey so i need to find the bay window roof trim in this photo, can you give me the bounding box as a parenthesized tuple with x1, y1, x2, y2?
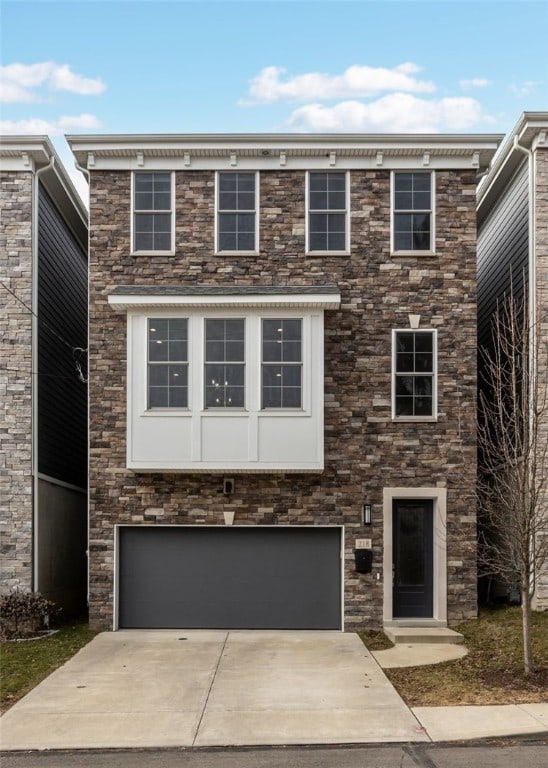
(108, 285, 341, 311)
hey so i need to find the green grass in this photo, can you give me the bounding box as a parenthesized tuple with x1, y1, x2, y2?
(0, 621, 98, 713)
(361, 606, 548, 707)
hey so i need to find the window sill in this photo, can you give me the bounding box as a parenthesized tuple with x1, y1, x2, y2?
(215, 250, 259, 256)
(392, 416, 438, 423)
(142, 409, 191, 417)
(306, 250, 350, 257)
(131, 250, 176, 257)
(391, 250, 437, 258)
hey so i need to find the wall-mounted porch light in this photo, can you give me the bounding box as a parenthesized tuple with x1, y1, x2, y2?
(363, 503, 372, 525)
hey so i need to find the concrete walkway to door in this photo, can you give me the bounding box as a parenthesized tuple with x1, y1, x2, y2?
(0, 630, 427, 749)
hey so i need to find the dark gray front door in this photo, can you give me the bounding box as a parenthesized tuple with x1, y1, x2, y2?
(393, 500, 434, 618)
(119, 526, 341, 629)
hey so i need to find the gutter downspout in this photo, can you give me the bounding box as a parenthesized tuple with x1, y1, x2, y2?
(513, 133, 538, 607)
(74, 158, 91, 607)
(32, 154, 55, 592)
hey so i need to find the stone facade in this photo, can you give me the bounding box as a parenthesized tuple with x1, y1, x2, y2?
(88, 167, 479, 630)
(0, 171, 34, 592)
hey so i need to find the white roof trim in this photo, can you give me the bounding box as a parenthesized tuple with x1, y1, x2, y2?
(108, 292, 341, 311)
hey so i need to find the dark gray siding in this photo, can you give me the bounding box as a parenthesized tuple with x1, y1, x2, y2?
(37, 185, 87, 488)
(477, 159, 529, 352)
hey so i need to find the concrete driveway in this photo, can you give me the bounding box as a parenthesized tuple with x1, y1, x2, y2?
(0, 631, 427, 749)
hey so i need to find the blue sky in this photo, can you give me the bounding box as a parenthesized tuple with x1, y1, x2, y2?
(1, 0, 546, 200)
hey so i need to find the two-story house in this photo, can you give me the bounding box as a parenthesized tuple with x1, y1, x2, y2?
(0, 137, 88, 615)
(68, 133, 500, 631)
(477, 112, 548, 609)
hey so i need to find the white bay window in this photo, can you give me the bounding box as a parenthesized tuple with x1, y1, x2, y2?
(108, 287, 340, 472)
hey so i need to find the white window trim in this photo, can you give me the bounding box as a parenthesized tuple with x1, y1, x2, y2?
(391, 328, 438, 421)
(390, 170, 435, 256)
(131, 170, 176, 256)
(214, 171, 260, 255)
(305, 170, 350, 255)
(146, 315, 191, 413)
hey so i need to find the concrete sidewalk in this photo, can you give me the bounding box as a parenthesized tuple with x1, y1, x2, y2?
(1, 631, 546, 750)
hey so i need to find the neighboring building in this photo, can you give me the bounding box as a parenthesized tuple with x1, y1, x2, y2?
(477, 112, 548, 609)
(0, 137, 88, 615)
(68, 132, 500, 631)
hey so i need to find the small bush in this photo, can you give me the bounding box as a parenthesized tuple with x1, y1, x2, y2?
(0, 590, 58, 640)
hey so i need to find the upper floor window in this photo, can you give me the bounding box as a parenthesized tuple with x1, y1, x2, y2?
(307, 172, 348, 253)
(148, 318, 188, 408)
(205, 318, 245, 408)
(262, 319, 302, 408)
(217, 172, 258, 252)
(392, 329, 437, 419)
(392, 172, 433, 253)
(133, 172, 174, 253)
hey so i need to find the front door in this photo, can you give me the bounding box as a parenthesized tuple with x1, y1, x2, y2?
(393, 499, 434, 618)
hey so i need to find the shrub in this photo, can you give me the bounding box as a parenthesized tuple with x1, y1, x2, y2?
(0, 590, 58, 640)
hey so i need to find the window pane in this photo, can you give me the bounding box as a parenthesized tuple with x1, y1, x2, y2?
(205, 319, 225, 341)
(219, 173, 237, 192)
(394, 191, 412, 210)
(309, 191, 328, 210)
(149, 338, 168, 362)
(262, 387, 282, 408)
(169, 364, 188, 386)
(414, 376, 432, 397)
(282, 341, 301, 362)
(309, 213, 327, 233)
(415, 333, 432, 353)
(237, 193, 255, 211)
(153, 232, 171, 251)
(394, 231, 412, 251)
(327, 231, 346, 251)
(415, 397, 433, 416)
(218, 231, 237, 251)
(282, 319, 301, 340)
(263, 340, 282, 362)
(225, 387, 244, 407)
(395, 173, 413, 192)
(262, 365, 282, 386)
(219, 192, 237, 210)
(225, 319, 245, 341)
(149, 366, 168, 386)
(328, 173, 345, 191)
(413, 191, 430, 210)
(206, 341, 225, 361)
(169, 387, 187, 408)
(413, 173, 431, 191)
(226, 341, 245, 361)
(309, 173, 328, 192)
(327, 190, 345, 209)
(237, 232, 255, 251)
(396, 353, 414, 372)
(282, 365, 302, 386)
(396, 333, 415, 353)
(282, 388, 301, 408)
(396, 376, 414, 396)
(149, 387, 168, 408)
(135, 213, 154, 232)
(135, 192, 153, 210)
(134, 173, 153, 192)
(395, 396, 414, 416)
(154, 192, 171, 211)
(415, 353, 433, 372)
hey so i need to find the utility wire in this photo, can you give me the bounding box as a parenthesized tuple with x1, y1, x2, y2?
(1, 278, 88, 383)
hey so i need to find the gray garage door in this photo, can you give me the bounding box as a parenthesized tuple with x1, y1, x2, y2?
(118, 526, 341, 629)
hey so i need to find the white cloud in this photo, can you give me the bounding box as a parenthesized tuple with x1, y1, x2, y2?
(0, 113, 102, 135)
(509, 80, 541, 98)
(0, 62, 105, 103)
(286, 93, 491, 133)
(241, 63, 435, 104)
(459, 78, 491, 90)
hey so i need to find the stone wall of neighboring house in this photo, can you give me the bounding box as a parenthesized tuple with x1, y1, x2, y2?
(0, 171, 34, 593)
(87, 168, 479, 630)
(534, 147, 548, 610)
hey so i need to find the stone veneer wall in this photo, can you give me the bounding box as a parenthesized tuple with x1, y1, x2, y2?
(88, 168, 479, 630)
(0, 171, 34, 593)
(534, 147, 548, 609)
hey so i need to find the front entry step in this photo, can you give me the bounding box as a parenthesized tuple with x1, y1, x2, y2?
(383, 626, 464, 645)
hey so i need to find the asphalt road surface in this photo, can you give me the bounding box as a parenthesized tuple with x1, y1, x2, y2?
(2, 740, 548, 768)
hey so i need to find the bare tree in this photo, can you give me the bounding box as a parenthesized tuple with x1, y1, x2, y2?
(478, 287, 548, 675)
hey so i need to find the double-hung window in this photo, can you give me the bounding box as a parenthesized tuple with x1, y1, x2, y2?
(392, 172, 433, 252)
(392, 330, 437, 419)
(307, 172, 348, 252)
(204, 319, 245, 408)
(147, 318, 188, 408)
(217, 172, 257, 252)
(262, 319, 302, 408)
(133, 172, 174, 252)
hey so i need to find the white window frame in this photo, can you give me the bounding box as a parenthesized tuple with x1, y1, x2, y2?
(215, 171, 259, 254)
(305, 171, 350, 255)
(131, 171, 175, 255)
(147, 317, 189, 411)
(390, 171, 435, 255)
(391, 328, 438, 421)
